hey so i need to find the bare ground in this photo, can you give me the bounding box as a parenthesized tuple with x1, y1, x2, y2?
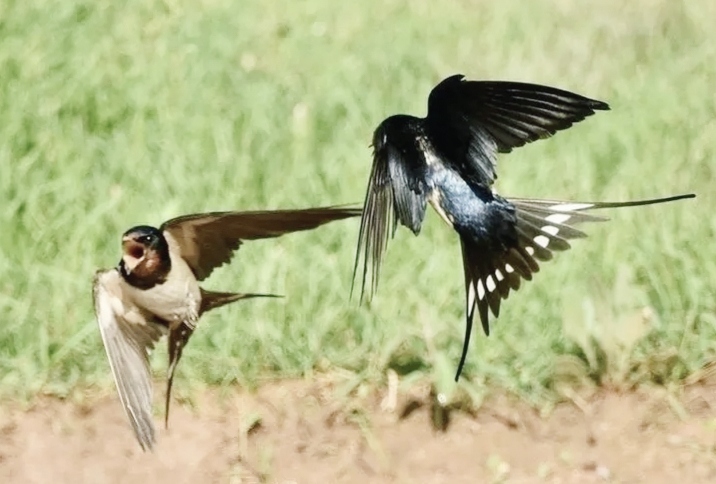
(1, 379, 715, 484)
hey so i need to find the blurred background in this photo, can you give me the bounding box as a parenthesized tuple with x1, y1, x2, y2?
(0, 0, 714, 481)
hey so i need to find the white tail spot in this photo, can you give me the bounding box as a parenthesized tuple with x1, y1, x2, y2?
(495, 269, 504, 281)
(486, 275, 496, 292)
(534, 235, 550, 248)
(541, 225, 559, 236)
(505, 264, 514, 273)
(525, 246, 535, 256)
(545, 213, 571, 224)
(549, 203, 593, 212)
(477, 279, 486, 301)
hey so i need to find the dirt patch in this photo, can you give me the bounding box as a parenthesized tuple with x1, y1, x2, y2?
(1, 380, 715, 484)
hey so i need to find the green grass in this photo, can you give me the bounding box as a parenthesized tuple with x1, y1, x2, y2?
(0, 0, 713, 409)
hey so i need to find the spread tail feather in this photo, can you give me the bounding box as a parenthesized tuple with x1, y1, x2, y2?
(199, 289, 282, 315)
(455, 193, 695, 381)
(164, 290, 282, 429)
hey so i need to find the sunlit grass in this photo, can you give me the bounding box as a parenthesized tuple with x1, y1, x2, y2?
(0, 0, 713, 408)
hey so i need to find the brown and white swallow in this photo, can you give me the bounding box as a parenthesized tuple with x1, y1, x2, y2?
(93, 206, 361, 451)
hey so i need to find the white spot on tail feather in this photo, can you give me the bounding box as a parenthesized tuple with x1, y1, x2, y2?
(545, 213, 571, 224)
(505, 264, 514, 273)
(477, 279, 486, 301)
(525, 246, 535, 256)
(534, 235, 550, 248)
(486, 275, 496, 292)
(495, 269, 504, 281)
(541, 225, 559, 236)
(548, 203, 594, 212)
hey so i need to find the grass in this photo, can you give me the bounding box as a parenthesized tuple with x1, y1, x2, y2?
(0, 0, 713, 410)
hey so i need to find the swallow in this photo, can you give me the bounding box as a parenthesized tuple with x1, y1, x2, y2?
(352, 73, 695, 381)
(93, 205, 362, 450)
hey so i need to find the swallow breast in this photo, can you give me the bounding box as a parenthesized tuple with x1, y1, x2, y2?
(124, 254, 201, 328)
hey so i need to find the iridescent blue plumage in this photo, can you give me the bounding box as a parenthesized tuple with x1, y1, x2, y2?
(352, 73, 695, 380)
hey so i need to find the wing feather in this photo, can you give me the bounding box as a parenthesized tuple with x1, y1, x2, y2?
(161, 206, 362, 281)
(426, 74, 609, 186)
(93, 270, 165, 451)
(352, 119, 428, 301)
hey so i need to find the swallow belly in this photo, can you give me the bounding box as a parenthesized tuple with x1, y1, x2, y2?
(125, 260, 201, 326)
(426, 166, 492, 239)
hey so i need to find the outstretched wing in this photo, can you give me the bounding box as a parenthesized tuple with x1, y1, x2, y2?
(161, 206, 362, 281)
(352, 117, 429, 301)
(93, 269, 165, 451)
(426, 74, 610, 186)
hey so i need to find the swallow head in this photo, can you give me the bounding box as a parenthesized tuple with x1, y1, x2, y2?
(373, 115, 425, 156)
(119, 225, 171, 288)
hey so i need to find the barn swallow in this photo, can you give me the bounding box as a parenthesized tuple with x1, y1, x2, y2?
(93, 205, 362, 451)
(352, 73, 695, 381)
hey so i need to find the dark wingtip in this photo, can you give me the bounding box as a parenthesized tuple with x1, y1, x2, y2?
(349, 275, 368, 305)
(592, 100, 610, 111)
(349, 236, 365, 306)
(140, 437, 156, 452)
(322, 204, 364, 218)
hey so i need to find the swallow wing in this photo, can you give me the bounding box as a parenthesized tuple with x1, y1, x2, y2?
(93, 269, 165, 451)
(352, 119, 429, 301)
(426, 74, 609, 185)
(161, 206, 362, 281)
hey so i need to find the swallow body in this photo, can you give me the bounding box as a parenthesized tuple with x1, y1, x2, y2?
(94, 206, 362, 451)
(119, 226, 201, 324)
(353, 73, 696, 381)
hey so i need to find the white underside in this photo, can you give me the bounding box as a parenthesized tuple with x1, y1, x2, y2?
(123, 249, 201, 328)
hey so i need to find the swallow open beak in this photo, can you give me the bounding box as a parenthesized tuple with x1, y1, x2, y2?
(121, 237, 146, 274)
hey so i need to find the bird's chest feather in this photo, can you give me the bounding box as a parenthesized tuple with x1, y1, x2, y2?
(426, 164, 485, 223)
(124, 257, 201, 327)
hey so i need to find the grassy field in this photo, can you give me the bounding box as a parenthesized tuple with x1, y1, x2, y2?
(0, 0, 713, 410)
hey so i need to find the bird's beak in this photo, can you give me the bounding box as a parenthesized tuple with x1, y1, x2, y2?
(121, 237, 146, 274)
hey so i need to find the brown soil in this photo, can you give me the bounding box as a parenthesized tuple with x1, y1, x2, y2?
(1, 379, 715, 484)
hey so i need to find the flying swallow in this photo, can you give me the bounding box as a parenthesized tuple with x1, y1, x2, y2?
(352, 73, 695, 381)
(93, 205, 362, 450)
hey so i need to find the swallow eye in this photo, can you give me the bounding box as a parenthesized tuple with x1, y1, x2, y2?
(138, 235, 154, 245)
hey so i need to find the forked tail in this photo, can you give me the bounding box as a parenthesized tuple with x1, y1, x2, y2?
(455, 192, 695, 381)
(199, 289, 282, 315)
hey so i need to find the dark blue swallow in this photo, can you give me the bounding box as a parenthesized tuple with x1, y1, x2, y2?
(352, 74, 695, 381)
